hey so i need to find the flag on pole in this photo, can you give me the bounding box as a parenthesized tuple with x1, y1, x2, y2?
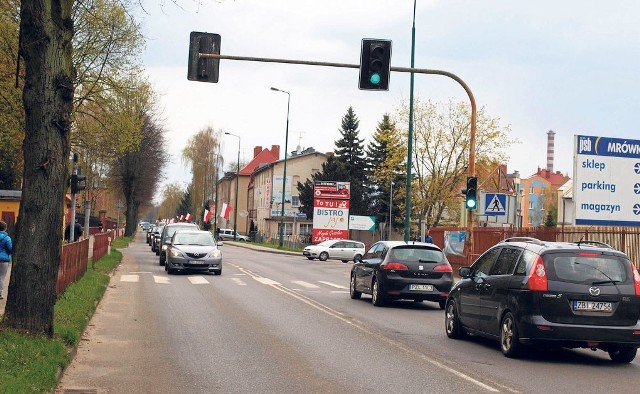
(185, 213, 193, 222)
(179, 214, 184, 221)
(220, 203, 231, 220)
(203, 209, 212, 223)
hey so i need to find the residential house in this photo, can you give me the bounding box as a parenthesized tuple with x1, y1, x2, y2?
(249, 147, 328, 240)
(520, 167, 569, 226)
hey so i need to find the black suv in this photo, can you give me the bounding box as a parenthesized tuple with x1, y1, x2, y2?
(445, 237, 640, 362)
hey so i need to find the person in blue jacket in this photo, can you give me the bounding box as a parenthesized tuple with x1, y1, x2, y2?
(0, 220, 12, 299)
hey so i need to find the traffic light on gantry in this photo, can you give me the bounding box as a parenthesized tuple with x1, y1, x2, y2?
(465, 176, 478, 210)
(359, 39, 392, 91)
(188, 32, 221, 83)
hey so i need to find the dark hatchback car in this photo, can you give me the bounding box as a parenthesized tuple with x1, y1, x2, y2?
(445, 237, 640, 363)
(350, 241, 454, 308)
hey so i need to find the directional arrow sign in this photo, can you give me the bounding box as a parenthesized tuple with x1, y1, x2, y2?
(349, 215, 376, 231)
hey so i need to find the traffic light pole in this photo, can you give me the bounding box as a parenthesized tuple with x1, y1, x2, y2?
(199, 53, 477, 261)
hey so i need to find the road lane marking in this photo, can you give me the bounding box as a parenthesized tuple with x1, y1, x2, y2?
(292, 280, 320, 289)
(318, 281, 347, 289)
(230, 263, 510, 393)
(330, 290, 349, 294)
(254, 277, 280, 286)
(120, 275, 139, 282)
(232, 278, 247, 286)
(153, 276, 170, 284)
(188, 276, 210, 285)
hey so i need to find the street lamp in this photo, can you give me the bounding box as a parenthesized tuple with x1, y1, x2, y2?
(389, 181, 394, 240)
(405, 0, 417, 242)
(270, 86, 290, 248)
(224, 132, 240, 241)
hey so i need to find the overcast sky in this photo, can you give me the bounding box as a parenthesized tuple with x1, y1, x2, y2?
(138, 0, 640, 199)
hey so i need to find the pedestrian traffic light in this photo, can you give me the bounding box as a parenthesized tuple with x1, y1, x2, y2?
(70, 173, 86, 194)
(187, 32, 221, 83)
(359, 39, 392, 91)
(465, 176, 478, 210)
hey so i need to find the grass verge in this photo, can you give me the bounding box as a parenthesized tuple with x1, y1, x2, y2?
(0, 236, 132, 393)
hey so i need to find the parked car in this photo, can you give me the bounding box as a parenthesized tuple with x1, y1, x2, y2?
(159, 222, 199, 265)
(444, 237, 640, 362)
(165, 230, 222, 275)
(303, 239, 365, 262)
(151, 225, 165, 254)
(350, 241, 453, 308)
(217, 228, 249, 242)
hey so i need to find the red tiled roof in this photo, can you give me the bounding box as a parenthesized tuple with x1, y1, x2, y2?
(239, 147, 279, 176)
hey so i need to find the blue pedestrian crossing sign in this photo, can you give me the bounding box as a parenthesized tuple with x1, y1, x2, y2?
(484, 193, 506, 216)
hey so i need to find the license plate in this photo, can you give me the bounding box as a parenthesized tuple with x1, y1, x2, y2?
(409, 284, 434, 291)
(189, 260, 207, 265)
(573, 300, 613, 312)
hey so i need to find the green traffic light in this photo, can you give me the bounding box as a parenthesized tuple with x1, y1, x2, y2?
(466, 199, 476, 209)
(369, 73, 381, 85)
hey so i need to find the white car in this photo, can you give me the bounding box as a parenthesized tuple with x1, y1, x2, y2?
(303, 239, 365, 263)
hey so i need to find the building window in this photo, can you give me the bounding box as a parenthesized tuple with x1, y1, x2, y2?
(278, 222, 293, 236)
(300, 223, 312, 235)
(292, 196, 300, 207)
(529, 185, 535, 194)
(528, 216, 533, 225)
(529, 202, 534, 209)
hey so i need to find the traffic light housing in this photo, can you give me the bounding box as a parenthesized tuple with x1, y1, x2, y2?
(188, 32, 221, 83)
(359, 39, 392, 91)
(464, 176, 478, 210)
(70, 173, 86, 194)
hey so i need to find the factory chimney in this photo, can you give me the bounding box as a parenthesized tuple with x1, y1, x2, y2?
(546, 130, 555, 172)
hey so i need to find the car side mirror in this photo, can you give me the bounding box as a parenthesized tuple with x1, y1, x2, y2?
(458, 266, 472, 278)
(164, 239, 172, 245)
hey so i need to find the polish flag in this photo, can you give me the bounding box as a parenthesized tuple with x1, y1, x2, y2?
(203, 209, 212, 223)
(220, 203, 231, 220)
(185, 213, 193, 222)
(179, 214, 184, 221)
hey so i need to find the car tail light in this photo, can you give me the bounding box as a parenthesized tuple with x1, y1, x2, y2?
(577, 252, 598, 257)
(433, 264, 453, 272)
(384, 262, 409, 271)
(527, 255, 548, 291)
(631, 264, 640, 296)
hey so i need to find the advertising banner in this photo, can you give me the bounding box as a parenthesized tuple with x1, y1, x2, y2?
(574, 135, 640, 226)
(313, 181, 350, 243)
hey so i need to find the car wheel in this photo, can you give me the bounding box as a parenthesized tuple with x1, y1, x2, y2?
(167, 267, 175, 275)
(341, 260, 349, 263)
(306, 257, 314, 260)
(164, 263, 168, 272)
(445, 301, 465, 339)
(319, 252, 329, 261)
(353, 254, 362, 262)
(159, 257, 165, 266)
(350, 274, 362, 299)
(438, 300, 446, 310)
(213, 270, 222, 276)
(608, 347, 637, 363)
(500, 312, 523, 358)
(371, 278, 385, 307)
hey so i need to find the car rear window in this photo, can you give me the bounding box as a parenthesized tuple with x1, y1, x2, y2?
(543, 252, 630, 284)
(389, 246, 444, 263)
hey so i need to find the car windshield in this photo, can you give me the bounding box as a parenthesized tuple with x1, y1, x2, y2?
(167, 225, 196, 237)
(544, 253, 629, 284)
(389, 246, 445, 263)
(317, 240, 337, 247)
(173, 233, 215, 246)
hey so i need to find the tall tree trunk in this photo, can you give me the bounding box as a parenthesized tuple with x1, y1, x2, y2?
(1, 0, 75, 337)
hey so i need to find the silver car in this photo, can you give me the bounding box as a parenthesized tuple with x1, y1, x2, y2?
(303, 239, 365, 263)
(165, 230, 222, 275)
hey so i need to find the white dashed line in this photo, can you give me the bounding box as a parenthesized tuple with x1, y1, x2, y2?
(120, 275, 139, 282)
(188, 276, 210, 285)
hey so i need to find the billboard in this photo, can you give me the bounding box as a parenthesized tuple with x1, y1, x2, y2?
(312, 181, 350, 242)
(573, 134, 640, 226)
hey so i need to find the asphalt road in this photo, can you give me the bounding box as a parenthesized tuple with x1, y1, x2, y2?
(57, 233, 640, 393)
